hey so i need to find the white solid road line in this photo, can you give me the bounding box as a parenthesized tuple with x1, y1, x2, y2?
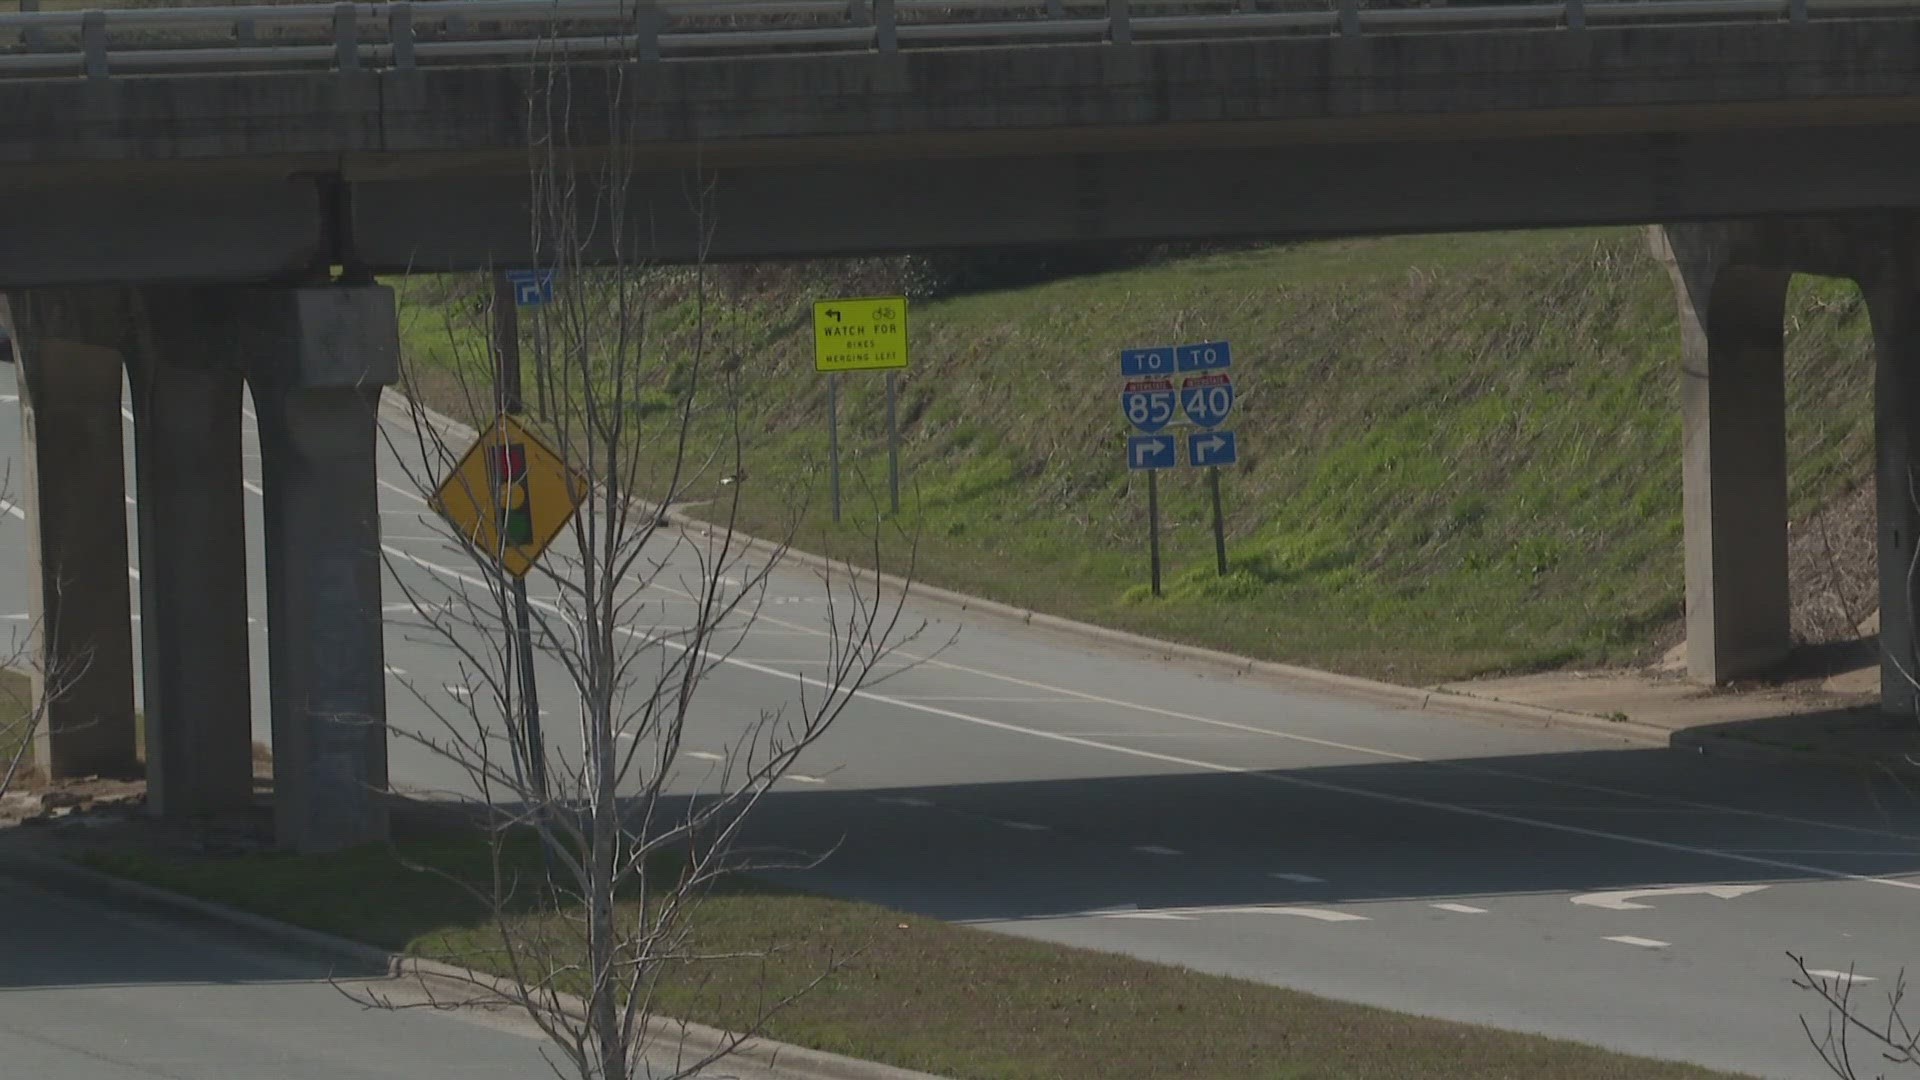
(381, 543, 1920, 899)
(1604, 936, 1671, 949)
(1102, 911, 1198, 921)
(1805, 969, 1877, 983)
(1100, 905, 1368, 923)
(1431, 902, 1489, 914)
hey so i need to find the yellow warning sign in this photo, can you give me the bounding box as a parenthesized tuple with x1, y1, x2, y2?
(813, 296, 909, 373)
(431, 414, 588, 579)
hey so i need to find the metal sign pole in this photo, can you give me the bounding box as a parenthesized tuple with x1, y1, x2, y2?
(885, 370, 900, 516)
(1147, 469, 1163, 598)
(491, 271, 546, 798)
(1209, 465, 1228, 576)
(828, 372, 842, 523)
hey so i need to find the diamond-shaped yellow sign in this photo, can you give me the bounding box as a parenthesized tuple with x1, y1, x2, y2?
(431, 414, 587, 578)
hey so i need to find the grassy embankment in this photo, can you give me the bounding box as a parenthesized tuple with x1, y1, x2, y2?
(394, 228, 1879, 684)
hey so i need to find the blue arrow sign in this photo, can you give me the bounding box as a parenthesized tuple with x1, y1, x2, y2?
(504, 268, 555, 307)
(1175, 340, 1231, 373)
(1180, 373, 1234, 429)
(1188, 430, 1238, 468)
(1127, 434, 1177, 471)
(1122, 379, 1177, 434)
(1121, 347, 1176, 377)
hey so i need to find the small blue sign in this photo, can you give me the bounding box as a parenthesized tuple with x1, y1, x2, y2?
(505, 268, 555, 307)
(1188, 430, 1238, 469)
(1175, 340, 1232, 373)
(1122, 380, 1178, 434)
(1120, 347, 1176, 377)
(1127, 434, 1177, 471)
(1179, 373, 1235, 429)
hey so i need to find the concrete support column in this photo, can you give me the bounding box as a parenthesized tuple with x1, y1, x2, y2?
(2, 291, 139, 779)
(126, 290, 254, 817)
(1866, 271, 1920, 717)
(1656, 228, 1793, 684)
(235, 286, 400, 851)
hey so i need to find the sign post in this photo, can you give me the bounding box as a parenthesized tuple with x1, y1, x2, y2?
(813, 297, 909, 521)
(1177, 340, 1235, 578)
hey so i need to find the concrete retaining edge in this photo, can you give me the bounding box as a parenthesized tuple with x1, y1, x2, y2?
(18, 846, 949, 1080)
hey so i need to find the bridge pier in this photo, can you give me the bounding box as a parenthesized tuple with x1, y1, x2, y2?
(127, 289, 255, 819)
(2, 291, 140, 780)
(1657, 217, 1920, 717)
(1654, 227, 1793, 686)
(237, 286, 399, 852)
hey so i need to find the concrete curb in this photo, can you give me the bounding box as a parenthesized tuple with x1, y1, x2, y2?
(377, 390, 1673, 752)
(19, 846, 948, 1080)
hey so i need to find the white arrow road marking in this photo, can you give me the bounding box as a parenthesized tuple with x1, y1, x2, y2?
(1431, 902, 1488, 914)
(1805, 969, 1877, 984)
(1572, 884, 1768, 911)
(1605, 936, 1670, 949)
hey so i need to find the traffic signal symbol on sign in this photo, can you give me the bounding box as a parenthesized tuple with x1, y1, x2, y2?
(433, 415, 588, 578)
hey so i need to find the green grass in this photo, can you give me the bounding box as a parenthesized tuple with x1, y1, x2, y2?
(79, 836, 1746, 1080)
(393, 229, 1879, 684)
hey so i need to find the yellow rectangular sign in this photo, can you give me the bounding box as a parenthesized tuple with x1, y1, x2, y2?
(431, 414, 588, 579)
(813, 296, 908, 373)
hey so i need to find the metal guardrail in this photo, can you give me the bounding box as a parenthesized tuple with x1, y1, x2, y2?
(0, 0, 1910, 78)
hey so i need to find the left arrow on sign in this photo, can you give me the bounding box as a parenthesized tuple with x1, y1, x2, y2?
(1570, 884, 1768, 911)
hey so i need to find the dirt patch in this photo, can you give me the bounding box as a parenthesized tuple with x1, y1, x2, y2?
(1789, 483, 1878, 645)
(0, 776, 146, 829)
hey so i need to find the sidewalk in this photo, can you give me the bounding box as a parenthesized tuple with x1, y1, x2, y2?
(1438, 637, 1920, 773)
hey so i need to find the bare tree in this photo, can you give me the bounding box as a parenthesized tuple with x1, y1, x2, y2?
(349, 19, 925, 1080)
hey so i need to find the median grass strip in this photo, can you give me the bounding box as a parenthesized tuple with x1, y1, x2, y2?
(79, 835, 1744, 1080)
(393, 228, 1878, 685)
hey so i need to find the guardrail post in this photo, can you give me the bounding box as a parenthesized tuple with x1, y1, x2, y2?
(233, 16, 256, 43)
(332, 3, 359, 72)
(20, 0, 45, 50)
(874, 0, 896, 51)
(81, 9, 106, 78)
(1336, 0, 1359, 36)
(389, 2, 415, 68)
(1107, 0, 1131, 44)
(1788, 0, 1807, 22)
(1565, 0, 1585, 29)
(634, 0, 661, 62)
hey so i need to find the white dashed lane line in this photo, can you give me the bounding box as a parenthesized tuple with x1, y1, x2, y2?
(1132, 844, 1183, 857)
(1804, 969, 1876, 984)
(1431, 902, 1489, 914)
(1269, 872, 1326, 884)
(1604, 936, 1671, 949)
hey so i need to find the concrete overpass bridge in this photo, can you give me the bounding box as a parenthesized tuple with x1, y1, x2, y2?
(4, 0, 1920, 848)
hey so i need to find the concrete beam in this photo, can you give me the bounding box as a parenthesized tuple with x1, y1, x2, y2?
(233, 286, 399, 852)
(2, 290, 139, 779)
(126, 289, 255, 818)
(1654, 225, 1793, 685)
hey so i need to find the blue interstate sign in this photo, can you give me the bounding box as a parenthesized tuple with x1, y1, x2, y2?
(1175, 340, 1232, 373)
(504, 268, 555, 307)
(1120, 347, 1176, 377)
(1122, 378, 1178, 434)
(1188, 430, 1238, 468)
(1179, 373, 1234, 428)
(1127, 434, 1177, 471)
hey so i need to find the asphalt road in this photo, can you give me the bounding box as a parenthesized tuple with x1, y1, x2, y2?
(2, 360, 1918, 1079)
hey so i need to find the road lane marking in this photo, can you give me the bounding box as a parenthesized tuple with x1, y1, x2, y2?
(383, 666, 408, 677)
(875, 796, 933, 808)
(1571, 884, 1768, 911)
(892, 695, 1086, 704)
(1101, 905, 1366, 923)
(992, 819, 1051, 832)
(1431, 903, 1488, 914)
(1102, 911, 1198, 921)
(442, 684, 473, 698)
(783, 774, 826, 785)
(1604, 936, 1670, 949)
(381, 544, 1920, 898)
(1269, 872, 1326, 884)
(686, 751, 724, 762)
(1132, 844, 1183, 856)
(1805, 969, 1876, 983)
(0, 497, 21, 520)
